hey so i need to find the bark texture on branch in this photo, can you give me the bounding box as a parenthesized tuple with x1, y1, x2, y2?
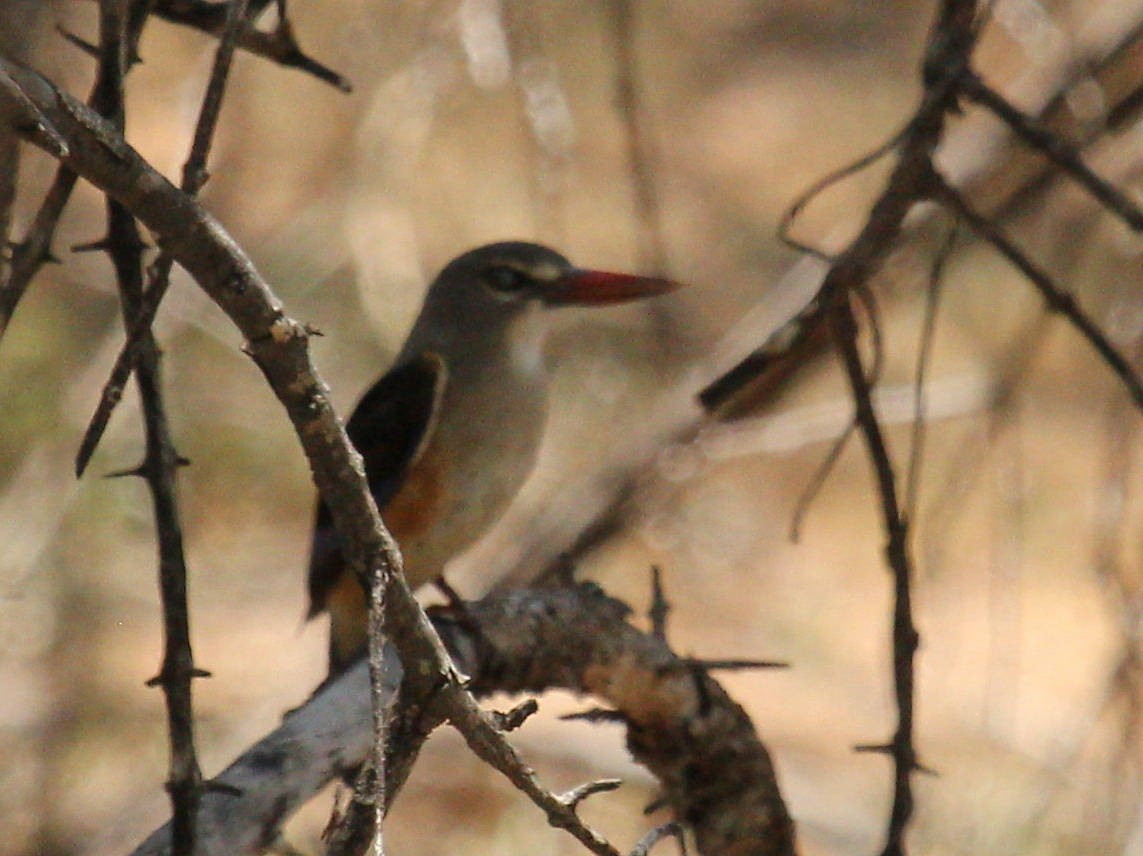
(134, 583, 795, 856)
(439, 583, 796, 856)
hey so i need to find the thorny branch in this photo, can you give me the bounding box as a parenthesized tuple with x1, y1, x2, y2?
(76, 0, 343, 478)
(793, 7, 982, 845)
(0, 54, 669, 856)
(2, 5, 349, 841)
(152, 0, 352, 91)
(83, 2, 210, 852)
(0, 1, 344, 850)
(0, 0, 348, 341)
(930, 173, 1143, 411)
(0, 44, 410, 851)
(698, 0, 1143, 853)
(0, 25, 111, 339)
(0, 154, 75, 338)
(137, 2, 256, 850)
(960, 71, 1143, 232)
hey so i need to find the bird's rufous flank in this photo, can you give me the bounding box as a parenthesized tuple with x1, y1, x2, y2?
(307, 241, 680, 673)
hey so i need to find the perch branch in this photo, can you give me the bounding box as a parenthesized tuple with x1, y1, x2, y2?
(132, 654, 393, 856)
(133, 582, 795, 856)
(442, 583, 795, 856)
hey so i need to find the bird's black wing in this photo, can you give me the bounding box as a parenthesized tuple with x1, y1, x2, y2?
(306, 351, 447, 615)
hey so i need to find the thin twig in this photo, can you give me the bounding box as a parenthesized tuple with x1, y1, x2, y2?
(0, 0, 151, 342)
(681, 658, 789, 671)
(962, 72, 1143, 232)
(649, 565, 669, 642)
(76, 0, 255, 478)
(444, 690, 624, 856)
(778, 129, 906, 262)
(904, 220, 956, 521)
(932, 172, 1143, 413)
(631, 822, 686, 856)
(89, 2, 206, 853)
(0, 96, 20, 292)
(0, 163, 76, 338)
(87, 2, 252, 851)
(560, 779, 624, 811)
(152, 0, 352, 91)
(0, 50, 81, 340)
(562, 708, 627, 724)
(788, 420, 855, 543)
(790, 285, 882, 542)
(126, 0, 160, 63)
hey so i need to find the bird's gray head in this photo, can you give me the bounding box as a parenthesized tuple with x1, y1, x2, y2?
(404, 241, 679, 363)
(432, 240, 678, 308)
(438, 241, 575, 306)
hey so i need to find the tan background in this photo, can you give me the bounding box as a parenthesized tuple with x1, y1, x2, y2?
(2, 1, 1143, 854)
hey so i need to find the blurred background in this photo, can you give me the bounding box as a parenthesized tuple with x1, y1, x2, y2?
(2, 1, 1143, 853)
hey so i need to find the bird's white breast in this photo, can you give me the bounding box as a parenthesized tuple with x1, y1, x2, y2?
(507, 301, 547, 376)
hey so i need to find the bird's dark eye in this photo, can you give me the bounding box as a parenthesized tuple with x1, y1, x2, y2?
(484, 265, 533, 296)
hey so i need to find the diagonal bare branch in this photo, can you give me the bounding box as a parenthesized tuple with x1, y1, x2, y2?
(76, 0, 256, 478)
(153, 0, 352, 91)
(933, 172, 1143, 412)
(961, 71, 1143, 232)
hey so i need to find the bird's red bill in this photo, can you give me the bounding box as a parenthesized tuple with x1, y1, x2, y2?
(545, 269, 681, 305)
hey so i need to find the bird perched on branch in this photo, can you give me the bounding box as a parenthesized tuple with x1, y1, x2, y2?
(308, 241, 679, 672)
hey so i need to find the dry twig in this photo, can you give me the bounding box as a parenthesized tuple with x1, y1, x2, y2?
(153, 0, 352, 91)
(81, 2, 220, 849)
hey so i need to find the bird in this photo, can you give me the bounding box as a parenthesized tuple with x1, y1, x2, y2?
(307, 241, 679, 672)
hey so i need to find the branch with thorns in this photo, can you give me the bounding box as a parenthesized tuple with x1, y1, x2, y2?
(132, 577, 794, 856)
(697, 2, 1143, 853)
